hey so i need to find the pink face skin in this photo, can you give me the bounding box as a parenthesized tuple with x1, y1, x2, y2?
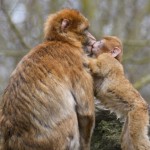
(85, 32, 96, 54)
(91, 40, 104, 56)
(86, 38, 104, 57)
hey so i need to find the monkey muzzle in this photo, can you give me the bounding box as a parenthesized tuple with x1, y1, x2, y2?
(84, 32, 104, 57)
(84, 32, 96, 55)
(86, 40, 103, 57)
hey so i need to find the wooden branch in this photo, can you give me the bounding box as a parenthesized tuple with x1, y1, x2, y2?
(1, 3, 30, 50)
(134, 74, 150, 90)
(0, 50, 27, 56)
(123, 40, 150, 47)
(127, 57, 150, 64)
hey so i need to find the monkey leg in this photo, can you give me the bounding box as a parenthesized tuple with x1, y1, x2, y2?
(121, 102, 150, 150)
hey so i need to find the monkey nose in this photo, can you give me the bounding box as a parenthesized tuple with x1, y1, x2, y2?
(86, 32, 96, 41)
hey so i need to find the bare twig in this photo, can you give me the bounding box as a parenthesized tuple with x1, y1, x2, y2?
(127, 57, 150, 64)
(1, 0, 30, 50)
(0, 50, 27, 56)
(134, 74, 150, 90)
(123, 40, 150, 47)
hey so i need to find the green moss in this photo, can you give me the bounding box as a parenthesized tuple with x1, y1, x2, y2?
(91, 118, 122, 150)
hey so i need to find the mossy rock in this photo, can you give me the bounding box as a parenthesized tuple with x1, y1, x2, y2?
(91, 110, 122, 150)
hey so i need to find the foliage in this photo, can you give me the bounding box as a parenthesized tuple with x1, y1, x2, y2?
(91, 112, 122, 150)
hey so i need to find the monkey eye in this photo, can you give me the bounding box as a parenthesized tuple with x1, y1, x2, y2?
(84, 26, 89, 32)
(84, 27, 88, 31)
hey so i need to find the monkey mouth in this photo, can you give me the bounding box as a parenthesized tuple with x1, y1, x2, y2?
(83, 31, 97, 55)
(91, 41, 103, 55)
(84, 40, 96, 55)
(84, 41, 96, 55)
(85, 40, 103, 56)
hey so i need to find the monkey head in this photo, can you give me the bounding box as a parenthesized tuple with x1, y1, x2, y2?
(44, 8, 96, 50)
(91, 36, 123, 62)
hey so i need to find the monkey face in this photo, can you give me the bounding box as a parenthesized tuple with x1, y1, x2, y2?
(91, 40, 105, 56)
(87, 36, 123, 62)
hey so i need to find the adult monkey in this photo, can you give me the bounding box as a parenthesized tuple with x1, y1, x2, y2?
(0, 9, 96, 150)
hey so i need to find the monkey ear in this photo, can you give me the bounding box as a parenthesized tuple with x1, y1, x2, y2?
(111, 47, 121, 57)
(61, 19, 70, 31)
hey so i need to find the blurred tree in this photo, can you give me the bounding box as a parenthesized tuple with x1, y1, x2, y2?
(0, 0, 150, 149)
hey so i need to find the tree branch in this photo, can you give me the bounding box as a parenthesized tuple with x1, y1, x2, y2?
(0, 50, 27, 56)
(127, 57, 150, 64)
(134, 74, 150, 90)
(123, 40, 150, 47)
(1, 1, 30, 49)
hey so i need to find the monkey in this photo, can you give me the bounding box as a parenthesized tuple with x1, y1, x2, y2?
(87, 36, 150, 150)
(0, 8, 97, 150)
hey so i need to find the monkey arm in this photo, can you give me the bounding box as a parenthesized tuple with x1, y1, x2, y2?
(72, 72, 95, 150)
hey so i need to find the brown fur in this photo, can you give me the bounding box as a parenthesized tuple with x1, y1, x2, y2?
(88, 36, 150, 150)
(0, 9, 95, 150)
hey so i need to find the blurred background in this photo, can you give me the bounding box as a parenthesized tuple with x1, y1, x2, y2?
(0, 0, 150, 149)
(0, 0, 150, 102)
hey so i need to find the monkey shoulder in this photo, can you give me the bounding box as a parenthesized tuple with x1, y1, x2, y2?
(15, 41, 84, 70)
(9, 41, 90, 90)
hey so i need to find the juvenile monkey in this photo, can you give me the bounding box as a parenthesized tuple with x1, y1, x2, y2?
(0, 9, 96, 150)
(88, 36, 150, 150)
